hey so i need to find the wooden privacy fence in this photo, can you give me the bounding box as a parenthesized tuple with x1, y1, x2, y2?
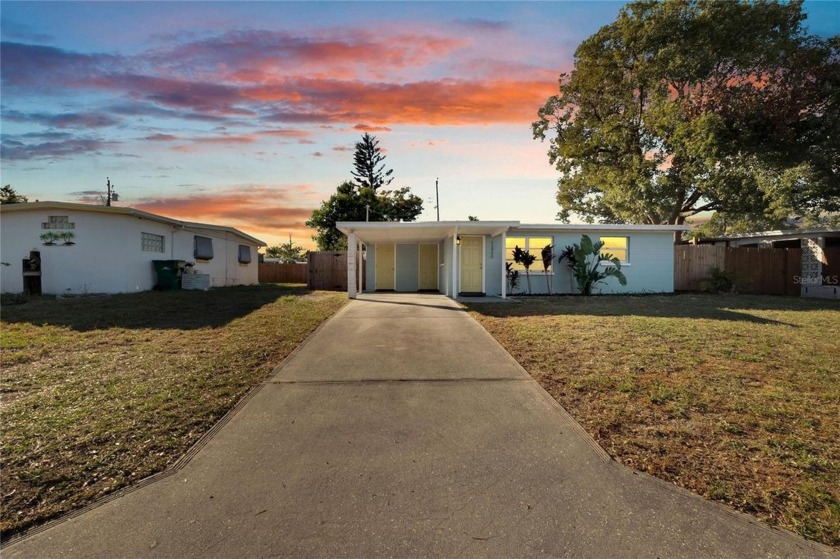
(306, 251, 365, 291)
(259, 253, 364, 290)
(258, 262, 308, 284)
(675, 245, 801, 295)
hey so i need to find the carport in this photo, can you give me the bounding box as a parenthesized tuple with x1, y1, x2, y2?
(336, 221, 518, 299)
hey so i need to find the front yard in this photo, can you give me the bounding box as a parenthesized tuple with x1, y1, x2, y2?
(0, 285, 345, 537)
(468, 294, 839, 548)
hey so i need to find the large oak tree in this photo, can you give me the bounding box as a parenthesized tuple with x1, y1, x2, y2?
(533, 0, 840, 233)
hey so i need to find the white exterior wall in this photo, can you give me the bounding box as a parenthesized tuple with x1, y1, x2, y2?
(548, 231, 675, 294)
(173, 227, 259, 288)
(1, 208, 260, 294)
(1, 210, 170, 294)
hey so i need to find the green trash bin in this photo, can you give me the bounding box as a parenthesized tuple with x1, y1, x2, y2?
(153, 260, 183, 290)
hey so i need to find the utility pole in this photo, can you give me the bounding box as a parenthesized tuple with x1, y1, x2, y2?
(106, 177, 112, 207)
(365, 204, 370, 222)
(435, 177, 440, 221)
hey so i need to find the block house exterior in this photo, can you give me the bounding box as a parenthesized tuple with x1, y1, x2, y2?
(337, 221, 686, 298)
(1, 202, 265, 295)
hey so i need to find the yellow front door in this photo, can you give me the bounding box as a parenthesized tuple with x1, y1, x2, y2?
(375, 244, 395, 290)
(418, 244, 438, 290)
(460, 236, 483, 293)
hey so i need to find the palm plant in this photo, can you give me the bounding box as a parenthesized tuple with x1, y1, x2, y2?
(557, 234, 627, 295)
(505, 262, 520, 294)
(512, 245, 537, 294)
(541, 244, 554, 295)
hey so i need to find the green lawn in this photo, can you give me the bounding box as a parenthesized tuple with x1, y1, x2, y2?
(467, 294, 839, 548)
(0, 285, 345, 537)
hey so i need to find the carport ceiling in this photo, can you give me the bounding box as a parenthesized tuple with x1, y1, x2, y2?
(337, 221, 520, 245)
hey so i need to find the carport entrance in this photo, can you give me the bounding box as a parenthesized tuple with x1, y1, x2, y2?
(337, 221, 518, 299)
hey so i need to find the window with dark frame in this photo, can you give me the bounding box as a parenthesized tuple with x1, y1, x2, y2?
(238, 244, 252, 264)
(194, 235, 214, 260)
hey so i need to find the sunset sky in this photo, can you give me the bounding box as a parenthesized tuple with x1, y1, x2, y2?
(2, 1, 837, 249)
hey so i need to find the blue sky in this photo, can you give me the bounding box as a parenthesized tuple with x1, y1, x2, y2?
(2, 1, 837, 248)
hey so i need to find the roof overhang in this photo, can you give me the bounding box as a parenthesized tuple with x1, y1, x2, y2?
(337, 221, 520, 245)
(1, 201, 266, 246)
(513, 223, 689, 233)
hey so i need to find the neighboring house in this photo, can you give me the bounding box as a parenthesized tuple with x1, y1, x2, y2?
(694, 227, 840, 249)
(1, 201, 265, 295)
(336, 221, 686, 298)
(694, 228, 840, 299)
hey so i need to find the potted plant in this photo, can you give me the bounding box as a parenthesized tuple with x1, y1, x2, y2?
(39, 232, 59, 245)
(58, 231, 75, 246)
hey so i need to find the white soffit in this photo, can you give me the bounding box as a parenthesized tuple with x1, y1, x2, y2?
(337, 221, 520, 244)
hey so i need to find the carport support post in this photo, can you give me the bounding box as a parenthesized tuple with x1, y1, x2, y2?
(357, 239, 363, 295)
(347, 232, 357, 299)
(501, 230, 507, 299)
(452, 228, 458, 298)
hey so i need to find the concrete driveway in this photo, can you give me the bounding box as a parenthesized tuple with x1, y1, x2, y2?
(4, 293, 832, 558)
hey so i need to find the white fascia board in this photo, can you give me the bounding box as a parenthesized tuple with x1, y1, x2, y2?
(514, 223, 689, 233)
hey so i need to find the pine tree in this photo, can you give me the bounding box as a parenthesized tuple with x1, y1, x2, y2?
(351, 133, 393, 191)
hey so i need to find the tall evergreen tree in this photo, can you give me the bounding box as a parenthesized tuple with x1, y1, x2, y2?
(307, 133, 423, 250)
(351, 133, 393, 191)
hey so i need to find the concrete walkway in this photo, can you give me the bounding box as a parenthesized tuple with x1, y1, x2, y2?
(5, 294, 831, 558)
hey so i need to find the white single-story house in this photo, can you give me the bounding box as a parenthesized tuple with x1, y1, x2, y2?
(336, 221, 687, 299)
(0, 201, 265, 295)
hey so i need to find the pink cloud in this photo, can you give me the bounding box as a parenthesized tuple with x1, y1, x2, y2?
(132, 185, 323, 243)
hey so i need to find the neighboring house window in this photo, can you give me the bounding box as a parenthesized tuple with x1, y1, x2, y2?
(238, 244, 252, 264)
(141, 232, 165, 253)
(42, 216, 75, 230)
(506, 236, 553, 272)
(194, 236, 214, 260)
(600, 236, 629, 263)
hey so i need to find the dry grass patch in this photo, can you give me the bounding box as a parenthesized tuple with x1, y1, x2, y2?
(468, 294, 839, 548)
(0, 285, 345, 537)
